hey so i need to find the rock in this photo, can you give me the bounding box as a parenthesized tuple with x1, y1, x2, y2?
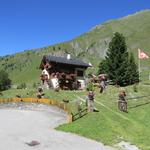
(63, 99, 69, 103)
(117, 141, 140, 150)
(16, 94, 21, 98)
(25, 140, 40, 146)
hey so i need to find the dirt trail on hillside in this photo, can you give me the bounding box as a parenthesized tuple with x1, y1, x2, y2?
(0, 103, 114, 150)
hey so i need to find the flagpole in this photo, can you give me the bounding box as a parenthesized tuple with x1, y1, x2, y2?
(138, 48, 141, 82)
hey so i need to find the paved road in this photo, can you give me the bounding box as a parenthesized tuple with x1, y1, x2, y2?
(0, 103, 114, 150)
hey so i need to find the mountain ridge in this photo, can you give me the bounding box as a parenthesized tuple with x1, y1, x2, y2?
(0, 10, 150, 85)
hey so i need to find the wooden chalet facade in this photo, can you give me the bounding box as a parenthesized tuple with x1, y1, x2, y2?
(39, 54, 91, 90)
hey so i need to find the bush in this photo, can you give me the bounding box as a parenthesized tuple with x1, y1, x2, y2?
(32, 82, 38, 89)
(0, 70, 11, 91)
(133, 83, 138, 92)
(17, 83, 27, 89)
(86, 82, 94, 91)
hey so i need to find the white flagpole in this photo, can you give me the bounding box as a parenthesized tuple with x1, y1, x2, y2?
(138, 48, 141, 82)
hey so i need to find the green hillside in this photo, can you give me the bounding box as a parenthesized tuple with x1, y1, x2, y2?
(0, 10, 150, 85)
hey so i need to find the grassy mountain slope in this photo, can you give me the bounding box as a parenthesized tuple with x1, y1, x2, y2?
(0, 10, 150, 85)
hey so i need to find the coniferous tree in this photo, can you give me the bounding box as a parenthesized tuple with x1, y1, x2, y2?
(104, 32, 129, 86)
(126, 53, 139, 84)
(98, 59, 107, 75)
(98, 32, 139, 86)
(0, 70, 11, 91)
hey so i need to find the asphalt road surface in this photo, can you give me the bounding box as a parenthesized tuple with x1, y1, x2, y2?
(0, 103, 114, 150)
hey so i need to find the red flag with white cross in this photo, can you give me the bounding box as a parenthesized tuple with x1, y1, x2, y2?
(138, 48, 149, 59)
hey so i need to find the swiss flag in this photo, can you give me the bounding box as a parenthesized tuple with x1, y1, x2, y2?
(138, 48, 149, 59)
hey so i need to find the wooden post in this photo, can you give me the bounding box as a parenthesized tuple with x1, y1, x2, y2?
(68, 114, 73, 123)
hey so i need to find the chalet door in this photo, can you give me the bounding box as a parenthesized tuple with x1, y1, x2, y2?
(75, 68, 85, 89)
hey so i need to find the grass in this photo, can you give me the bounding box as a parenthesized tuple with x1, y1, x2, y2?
(57, 83, 150, 150)
(0, 81, 150, 150)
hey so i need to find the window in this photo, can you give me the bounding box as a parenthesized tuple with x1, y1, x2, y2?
(77, 70, 84, 77)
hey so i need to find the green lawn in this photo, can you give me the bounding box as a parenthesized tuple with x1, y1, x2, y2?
(0, 82, 150, 150)
(57, 83, 150, 150)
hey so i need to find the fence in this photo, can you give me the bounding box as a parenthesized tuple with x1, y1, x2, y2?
(0, 97, 73, 123)
(72, 108, 88, 121)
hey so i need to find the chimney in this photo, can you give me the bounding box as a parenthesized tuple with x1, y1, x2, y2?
(88, 62, 93, 67)
(67, 53, 71, 60)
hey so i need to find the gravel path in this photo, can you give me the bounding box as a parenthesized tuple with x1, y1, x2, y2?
(0, 102, 114, 150)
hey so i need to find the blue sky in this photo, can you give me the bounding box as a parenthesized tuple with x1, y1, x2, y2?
(0, 0, 149, 56)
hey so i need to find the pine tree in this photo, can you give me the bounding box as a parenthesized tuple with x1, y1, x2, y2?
(98, 59, 107, 75)
(126, 53, 139, 84)
(0, 70, 11, 91)
(98, 32, 139, 86)
(105, 32, 129, 86)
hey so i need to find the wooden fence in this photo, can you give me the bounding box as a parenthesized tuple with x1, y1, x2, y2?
(0, 98, 73, 123)
(72, 108, 88, 121)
